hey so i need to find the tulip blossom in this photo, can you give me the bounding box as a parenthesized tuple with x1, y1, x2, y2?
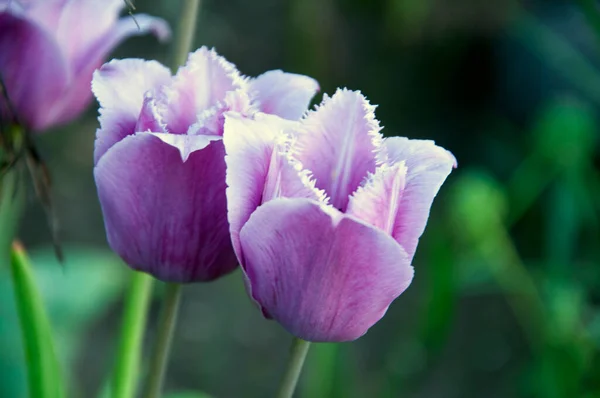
(224, 89, 456, 342)
(0, 0, 170, 132)
(92, 47, 319, 283)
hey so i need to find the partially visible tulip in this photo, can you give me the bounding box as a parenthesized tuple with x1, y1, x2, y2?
(223, 89, 456, 342)
(0, 0, 170, 131)
(93, 47, 319, 283)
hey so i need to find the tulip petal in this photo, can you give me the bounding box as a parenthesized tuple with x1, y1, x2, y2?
(239, 198, 413, 342)
(223, 112, 321, 261)
(149, 132, 221, 162)
(92, 58, 172, 163)
(0, 12, 68, 130)
(350, 137, 455, 260)
(295, 89, 382, 211)
(250, 70, 319, 120)
(347, 162, 408, 235)
(94, 132, 237, 283)
(155, 47, 245, 134)
(55, 0, 124, 68)
(48, 13, 171, 131)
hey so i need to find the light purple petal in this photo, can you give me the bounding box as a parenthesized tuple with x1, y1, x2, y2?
(54, 0, 124, 68)
(74, 13, 170, 76)
(14, 0, 67, 34)
(347, 162, 408, 235)
(45, 13, 171, 131)
(351, 137, 455, 260)
(94, 132, 237, 283)
(156, 47, 245, 134)
(295, 88, 382, 211)
(0, 12, 68, 130)
(239, 198, 413, 342)
(223, 112, 301, 261)
(92, 58, 172, 163)
(250, 70, 319, 120)
(149, 132, 221, 162)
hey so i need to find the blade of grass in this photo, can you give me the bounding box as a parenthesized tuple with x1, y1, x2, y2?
(10, 241, 64, 398)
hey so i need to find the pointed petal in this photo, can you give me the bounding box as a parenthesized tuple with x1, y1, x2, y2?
(0, 12, 68, 130)
(92, 58, 172, 163)
(250, 70, 319, 120)
(149, 133, 221, 162)
(155, 47, 245, 134)
(94, 133, 237, 283)
(295, 89, 382, 211)
(223, 112, 315, 261)
(347, 162, 408, 235)
(46, 14, 171, 131)
(357, 137, 455, 259)
(240, 198, 413, 342)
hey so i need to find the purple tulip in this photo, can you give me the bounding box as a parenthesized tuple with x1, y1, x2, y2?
(0, 0, 170, 131)
(92, 47, 319, 283)
(223, 89, 456, 341)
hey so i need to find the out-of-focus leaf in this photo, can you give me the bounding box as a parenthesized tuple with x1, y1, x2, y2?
(532, 98, 597, 173)
(0, 244, 127, 397)
(302, 343, 339, 398)
(9, 242, 64, 398)
(449, 170, 507, 243)
(28, 245, 127, 365)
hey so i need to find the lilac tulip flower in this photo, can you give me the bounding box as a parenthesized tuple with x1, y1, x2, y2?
(0, 0, 170, 131)
(224, 89, 456, 342)
(92, 47, 319, 283)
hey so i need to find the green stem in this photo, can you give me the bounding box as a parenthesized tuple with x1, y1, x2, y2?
(142, 283, 182, 398)
(111, 271, 154, 398)
(10, 241, 64, 398)
(277, 338, 311, 398)
(171, 0, 201, 70)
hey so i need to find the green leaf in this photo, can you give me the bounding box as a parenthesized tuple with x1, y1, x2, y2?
(9, 242, 64, 398)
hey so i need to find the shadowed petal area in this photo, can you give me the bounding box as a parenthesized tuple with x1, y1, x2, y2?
(240, 198, 413, 342)
(347, 162, 408, 235)
(94, 133, 237, 282)
(379, 137, 456, 259)
(223, 112, 296, 260)
(92, 58, 172, 163)
(0, 12, 67, 130)
(251, 70, 319, 120)
(156, 47, 244, 134)
(295, 89, 382, 211)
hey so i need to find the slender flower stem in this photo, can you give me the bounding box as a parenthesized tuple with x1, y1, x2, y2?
(171, 0, 201, 70)
(277, 338, 311, 398)
(142, 283, 182, 398)
(111, 272, 154, 398)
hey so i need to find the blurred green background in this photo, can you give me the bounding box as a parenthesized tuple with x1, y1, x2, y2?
(2, 0, 600, 397)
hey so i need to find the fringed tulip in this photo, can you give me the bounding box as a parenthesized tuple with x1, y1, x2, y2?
(0, 0, 170, 131)
(92, 47, 319, 283)
(224, 89, 456, 341)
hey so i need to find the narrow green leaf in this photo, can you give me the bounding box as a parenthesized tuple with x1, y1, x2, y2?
(9, 242, 64, 398)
